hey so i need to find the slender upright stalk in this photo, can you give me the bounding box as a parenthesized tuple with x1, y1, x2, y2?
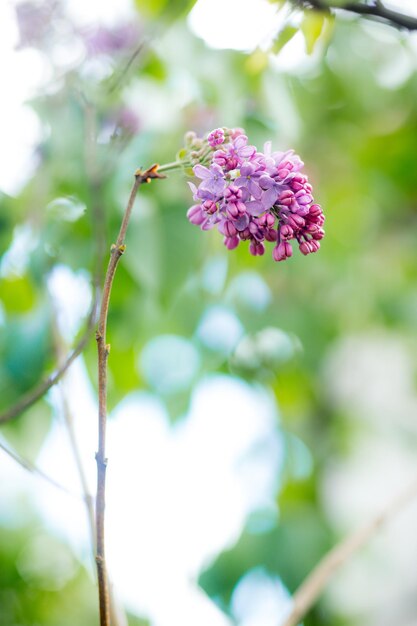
(95, 165, 165, 626)
(282, 472, 417, 626)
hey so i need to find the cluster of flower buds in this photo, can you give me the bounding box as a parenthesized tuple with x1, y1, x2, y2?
(185, 128, 325, 262)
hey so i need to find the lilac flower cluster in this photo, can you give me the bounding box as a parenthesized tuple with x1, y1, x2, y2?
(186, 128, 325, 262)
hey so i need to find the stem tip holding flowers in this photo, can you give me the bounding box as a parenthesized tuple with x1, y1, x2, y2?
(182, 127, 325, 262)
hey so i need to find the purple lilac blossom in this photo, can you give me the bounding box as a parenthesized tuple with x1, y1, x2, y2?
(186, 128, 325, 262)
(207, 128, 225, 148)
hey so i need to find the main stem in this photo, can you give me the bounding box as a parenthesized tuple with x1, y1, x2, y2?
(95, 165, 164, 626)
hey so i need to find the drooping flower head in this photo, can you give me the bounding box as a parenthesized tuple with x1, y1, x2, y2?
(182, 128, 325, 262)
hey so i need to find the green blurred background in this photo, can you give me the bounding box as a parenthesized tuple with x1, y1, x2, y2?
(1, 1, 417, 625)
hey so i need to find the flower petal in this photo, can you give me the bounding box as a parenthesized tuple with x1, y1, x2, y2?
(193, 164, 211, 179)
(234, 213, 250, 231)
(246, 200, 264, 216)
(262, 187, 278, 210)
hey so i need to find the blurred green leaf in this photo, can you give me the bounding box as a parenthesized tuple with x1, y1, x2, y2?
(301, 10, 326, 54)
(141, 51, 167, 81)
(134, 0, 197, 19)
(230, 327, 299, 378)
(0, 309, 52, 398)
(245, 49, 269, 74)
(271, 25, 298, 54)
(0, 276, 37, 314)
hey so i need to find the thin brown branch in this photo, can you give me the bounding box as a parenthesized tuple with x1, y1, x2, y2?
(300, 1, 417, 31)
(0, 297, 99, 425)
(108, 42, 146, 94)
(63, 391, 96, 537)
(95, 164, 165, 626)
(282, 473, 417, 626)
(52, 318, 96, 551)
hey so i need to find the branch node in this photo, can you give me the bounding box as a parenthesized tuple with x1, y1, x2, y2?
(135, 164, 166, 183)
(95, 452, 108, 467)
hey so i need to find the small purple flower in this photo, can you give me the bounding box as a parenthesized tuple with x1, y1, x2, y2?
(193, 163, 226, 197)
(213, 135, 256, 171)
(235, 162, 264, 199)
(258, 175, 281, 210)
(231, 135, 257, 162)
(207, 128, 225, 148)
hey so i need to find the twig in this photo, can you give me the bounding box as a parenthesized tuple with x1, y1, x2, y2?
(282, 473, 417, 626)
(95, 164, 165, 626)
(50, 98, 97, 547)
(108, 42, 145, 94)
(52, 318, 96, 552)
(63, 390, 96, 536)
(0, 297, 99, 425)
(300, 0, 417, 31)
(0, 437, 79, 498)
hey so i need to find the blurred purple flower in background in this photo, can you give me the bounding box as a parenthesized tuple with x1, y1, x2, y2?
(185, 128, 325, 262)
(83, 22, 141, 56)
(15, 0, 61, 49)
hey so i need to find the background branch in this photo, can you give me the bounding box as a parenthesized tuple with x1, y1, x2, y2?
(0, 300, 99, 425)
(298, 1, 417, 31)
(52, 317, 96, 551)
(282, 472, 417, 626)
(0, 436, 79, 498)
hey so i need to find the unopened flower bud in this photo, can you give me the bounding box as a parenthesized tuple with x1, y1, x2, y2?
(249, 241, 265, 256)
(224, 235, 239, 250)
(187, 205, 205, 225)
(224, 220, 237, 237)
(299, 241, 312, 255)
(273, 241, 293, 262)
(259, 213, 275, 227)
(280, 224, 294, 240)
(207, 128, 225, 148)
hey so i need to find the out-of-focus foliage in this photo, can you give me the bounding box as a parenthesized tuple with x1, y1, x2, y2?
(1, 0, 417, 625)
(134, 0, 197, 19)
